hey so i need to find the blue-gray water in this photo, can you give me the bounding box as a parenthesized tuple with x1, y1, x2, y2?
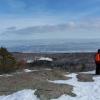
(0, 39, 100, 53)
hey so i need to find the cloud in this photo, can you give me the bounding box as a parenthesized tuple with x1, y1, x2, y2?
(1, 19, 100, 40)
(1, 19, 100, 41)
(3, 20, 100, 35)
(6, 26, 17, 30)
(3, 22, 76, 35)
(78, 18, 100, 30)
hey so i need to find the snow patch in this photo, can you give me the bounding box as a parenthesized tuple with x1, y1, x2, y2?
(44, 68, 52, 71)
(38, 57, 53, 61)
(0, 89, 39, 100)
(80, 70, 95, 74)
(27, 60, 34, 63)
(0, 74, 13, 77)
(24, 69, 38, 73)
(24, 69, 33, 73)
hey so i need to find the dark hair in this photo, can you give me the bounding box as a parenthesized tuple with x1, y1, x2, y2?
(98, 49, 100, 53)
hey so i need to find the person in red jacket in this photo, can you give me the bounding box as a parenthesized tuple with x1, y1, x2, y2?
(95, 49, 100, 75)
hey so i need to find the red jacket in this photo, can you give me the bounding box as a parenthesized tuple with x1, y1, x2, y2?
(95, 53, 100, 64)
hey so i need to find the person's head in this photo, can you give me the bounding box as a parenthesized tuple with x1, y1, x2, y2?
(98, 49, 100, 53)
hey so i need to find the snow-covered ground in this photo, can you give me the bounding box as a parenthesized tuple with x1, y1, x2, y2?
(0, 89, 39, 100)
(0, 70, 100, 100)
(50, 71, 100, 100)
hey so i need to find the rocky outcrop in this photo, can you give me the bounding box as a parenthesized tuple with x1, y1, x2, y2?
(77, 74, 94, 82)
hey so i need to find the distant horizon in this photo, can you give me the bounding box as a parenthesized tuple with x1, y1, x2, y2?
(0, 38, 100, 53)
(1, 38, 100, 41)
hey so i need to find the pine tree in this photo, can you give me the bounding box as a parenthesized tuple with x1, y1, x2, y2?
(0, 47, 17, 73)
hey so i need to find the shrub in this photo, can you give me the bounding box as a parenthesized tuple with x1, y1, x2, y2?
(0, 47, 17, 73)
(17, 60, 27, 69)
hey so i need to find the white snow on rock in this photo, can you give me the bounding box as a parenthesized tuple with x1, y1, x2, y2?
(0, 89, 39, 100)
(38, 57, 53, 62)
(44, 68, 52, 71)
(50, 72, 100, 100)
(27, 60, 34, 63)
(81, 70, 95, 74)
(24, 69, 39, 73)
(24, 69, 33, 72)
(0, 74, 13, 77)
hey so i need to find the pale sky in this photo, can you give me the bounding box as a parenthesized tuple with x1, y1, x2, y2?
(0, 0, 100, 40)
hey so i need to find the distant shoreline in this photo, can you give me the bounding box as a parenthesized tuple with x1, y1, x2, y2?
(12, 51, 96, 54)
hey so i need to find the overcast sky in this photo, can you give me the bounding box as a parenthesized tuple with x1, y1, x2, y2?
(0, 0, 100, 40)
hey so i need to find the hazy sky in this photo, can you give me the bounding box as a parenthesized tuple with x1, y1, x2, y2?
(0, 0, 100, 40)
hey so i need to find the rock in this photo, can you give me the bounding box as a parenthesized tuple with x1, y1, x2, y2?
(77, 73, 94, 82)
(34, 82, 74, 100)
